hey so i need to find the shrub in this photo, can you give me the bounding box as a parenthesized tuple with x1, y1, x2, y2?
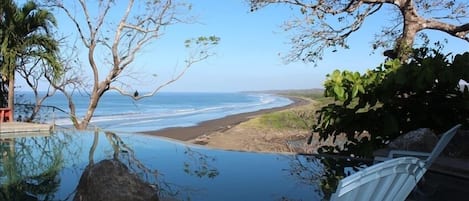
(314, 47, 469, 157)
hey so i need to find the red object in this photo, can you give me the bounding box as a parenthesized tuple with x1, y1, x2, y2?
(0, 108, 12, 122)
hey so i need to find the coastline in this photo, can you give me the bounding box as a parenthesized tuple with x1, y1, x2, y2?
(139, 96, 309, 141)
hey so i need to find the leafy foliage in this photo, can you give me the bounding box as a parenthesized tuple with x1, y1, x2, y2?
(314, 47, 469, 157)
(0, 0, 61, 79)
(0, 0, 62, 116)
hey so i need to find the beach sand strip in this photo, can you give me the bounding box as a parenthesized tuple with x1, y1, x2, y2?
(139, 96, 309, 141)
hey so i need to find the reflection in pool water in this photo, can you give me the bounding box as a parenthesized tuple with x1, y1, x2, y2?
(0, 130, 370, 201)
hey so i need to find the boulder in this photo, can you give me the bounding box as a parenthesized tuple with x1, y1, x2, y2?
(388, 128, 438, 152)
(73, 159, 159, 201)
(444, 129, 469, 159)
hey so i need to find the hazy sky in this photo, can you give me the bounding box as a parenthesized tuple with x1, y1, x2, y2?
(17, 0, 469, 92)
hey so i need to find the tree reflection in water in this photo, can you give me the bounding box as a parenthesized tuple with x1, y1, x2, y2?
(74, 130, 220, 201)
(104, 131, 159, 183)
(285, 154, 371, 201)
(73, 130, 160, 201)
(0, 133, 68, 200)
(1, 130, 345, 201)
(0, 130, 223, 201)
(183, 147, 219, 179)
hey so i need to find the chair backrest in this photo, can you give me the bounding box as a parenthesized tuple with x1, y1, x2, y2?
(330, 157, 426, 201)
(424, 124, 461, 169)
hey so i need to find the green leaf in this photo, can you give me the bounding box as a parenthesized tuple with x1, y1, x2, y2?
(352, 85, 359, 98)
(331, 70, 342, 83)
(358, 85, 365, 94)
(333, 85, 345, 100)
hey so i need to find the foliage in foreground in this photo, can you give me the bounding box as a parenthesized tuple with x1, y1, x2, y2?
(314, 47, 469, 157)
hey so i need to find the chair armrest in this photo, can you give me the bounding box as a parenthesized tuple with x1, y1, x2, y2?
(373, 156, 390, 164)
(388, 150, 431, 160)
(374, 150, 431, 164)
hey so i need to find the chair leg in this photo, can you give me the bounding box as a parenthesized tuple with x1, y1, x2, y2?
(0, 110, 4, 123)
(6, 110, 12, 122)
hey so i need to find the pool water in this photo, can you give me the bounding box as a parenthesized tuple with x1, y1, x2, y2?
(0, 130, 369, 201)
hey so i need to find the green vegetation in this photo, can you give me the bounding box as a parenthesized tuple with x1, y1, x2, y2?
(276, 89, 326, 100)
(258, 109, 314, 130)
(314, 47, 469, 157)
(250, 1, 469, 158)
(248, 90, 330, 130)
(0, 0, 62, 116)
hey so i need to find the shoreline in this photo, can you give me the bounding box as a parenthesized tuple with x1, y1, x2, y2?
(139, 96, 309, 141)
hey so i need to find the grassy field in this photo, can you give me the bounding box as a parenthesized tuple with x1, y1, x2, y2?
(201, 89, 335, 153)
(245, 89, 332, 131)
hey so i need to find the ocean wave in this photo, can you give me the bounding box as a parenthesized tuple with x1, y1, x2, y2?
(34, 92, 292, 131)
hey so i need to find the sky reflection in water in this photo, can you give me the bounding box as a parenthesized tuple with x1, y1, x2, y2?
(0, 130, 369, 201)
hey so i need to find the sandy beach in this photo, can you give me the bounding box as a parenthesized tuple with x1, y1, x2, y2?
(140, 96, 311, 152)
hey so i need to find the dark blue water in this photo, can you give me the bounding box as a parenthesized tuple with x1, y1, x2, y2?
(17, 92, 292, 132)
(0, 130, 369, 201)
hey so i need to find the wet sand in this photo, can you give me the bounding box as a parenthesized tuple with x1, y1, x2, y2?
(140, 96, 309, 141)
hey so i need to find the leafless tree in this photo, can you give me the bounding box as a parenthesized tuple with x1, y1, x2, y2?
(16, 41, 83, 122)
(250, 0, 469, 62)
(43, 0, 219, 129)
(16, 57, 58, 122)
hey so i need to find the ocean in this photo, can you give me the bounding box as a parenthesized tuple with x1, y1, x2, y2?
(17, 91, 292, 132)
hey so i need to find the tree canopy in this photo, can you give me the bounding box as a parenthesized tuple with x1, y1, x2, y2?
(0, 0, 62, 118)
(250, 0, 469, 62)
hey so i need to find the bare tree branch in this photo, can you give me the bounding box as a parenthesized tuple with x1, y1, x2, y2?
(250, 0, 469, 63)
(424, 20, 469, 41)
(110, 36, 219, 100)
(42, 0, 218, 129)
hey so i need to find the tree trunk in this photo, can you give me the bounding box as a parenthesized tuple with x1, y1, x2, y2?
(74, 86, 108, 130)
(25, 105, 41, 122)
(7, 76, 14, 121)
(395, 0, 423, 62)
(396, 25, 418, 62)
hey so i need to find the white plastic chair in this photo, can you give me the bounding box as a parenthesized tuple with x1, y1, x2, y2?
(374, 124, 461, 169)
(330, 157, 426, 201)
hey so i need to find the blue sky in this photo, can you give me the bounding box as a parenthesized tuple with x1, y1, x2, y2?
(17, 0, 469, 92)
(151, 1, 468, 92)
(151, 1, 387, 92)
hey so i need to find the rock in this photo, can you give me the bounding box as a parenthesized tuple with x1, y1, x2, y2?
(193, 134, 211, 145)
(388, 128, 438, 152)
(73, 159, 159, 201)
(444, 129, 469, 159)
